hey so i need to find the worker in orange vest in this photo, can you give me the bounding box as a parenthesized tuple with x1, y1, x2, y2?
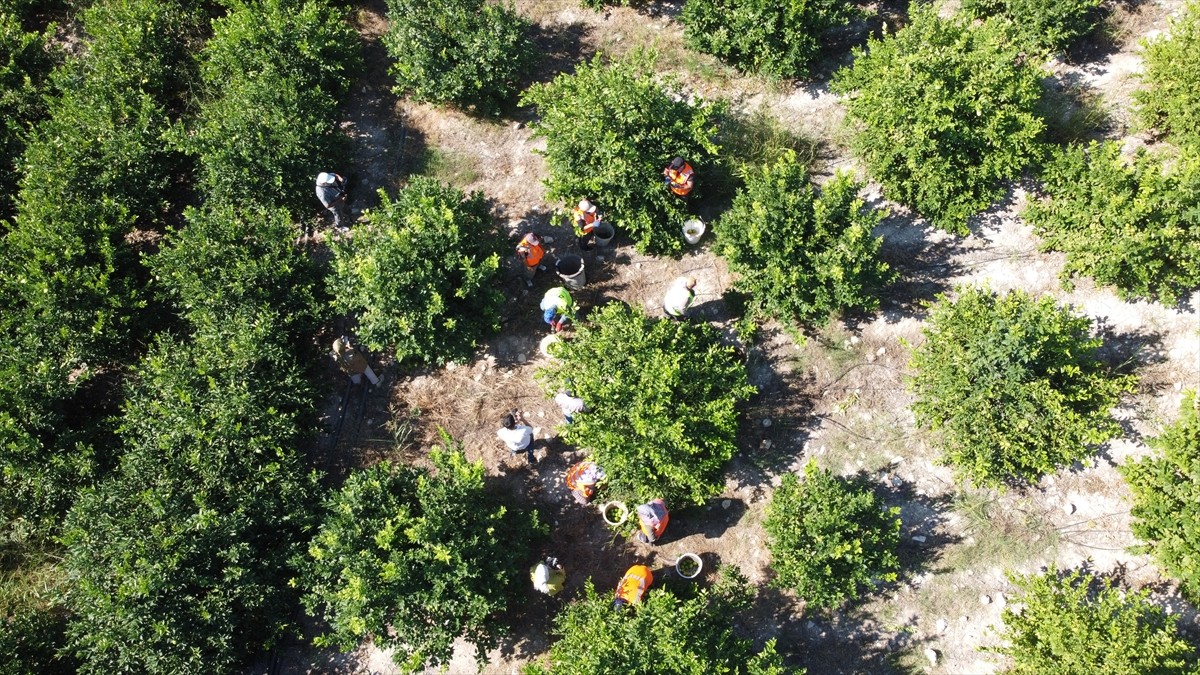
(613, 564, 653, 609)
(663, 157, 695, 197)
(515, 232, 546, 287)
(572, 199, 600, 251)
(636, 498, 669, 544)
(565, 460, 605, 504)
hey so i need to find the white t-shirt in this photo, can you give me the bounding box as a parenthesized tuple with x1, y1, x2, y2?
(497, 424, 532, 451)
(555, 392, 586, 415)
(663, 282, 695, 316)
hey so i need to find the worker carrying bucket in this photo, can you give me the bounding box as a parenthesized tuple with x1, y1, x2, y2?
(613, 564, 653, 609)
(636, 498, 669, 544)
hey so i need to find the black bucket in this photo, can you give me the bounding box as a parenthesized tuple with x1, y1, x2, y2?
(556, 255, 587, 290)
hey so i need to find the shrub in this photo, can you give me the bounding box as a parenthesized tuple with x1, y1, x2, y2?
(538, 303, 755, 507)
(181, 0, 359, 215)
(0, 10, 54, 221)
(62, 319, 317, 673)
(1136, 1, 1200, 147)
(151, 203, 329, 341)
(681, 0, 861, 79)
(383, 0, 532, 115)
(1121, 392, 1200, 603)
(961, 0, 1102, 53)
(1026, 141, 1200, 305)
(909, 286, 1136, 486)
(524, 567, 792, 675)
(716, 151, 891, 327)
(831, 9, 1046, 233)
(301, 445, 544, 671)
(330, 177, 505, 362)
(764, 461, 900, 610)
(521, 51, 723, 255)
(993, 566, 1199, 674)
(0, 605, 77, 675)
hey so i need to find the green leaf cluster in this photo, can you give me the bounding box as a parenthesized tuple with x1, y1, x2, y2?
(0, 0, 205, 536)
(681, 0, 861, 79)
(993, 566, 1199, 674)
(1026, 141, 1200, 305)
(538, 303, 755, 507)
(331, 176, 505, 362)
(1136, 1, 1200, 147)
(962, 0, 1102, 53)
(383, 0, 532, 115)
(0, 8, 54, 221)
(831, 8, 1046, 233)
(62, 319, 319, 673)
(1121, 392, 1200, 603)
(179, 0, 360, 216)
(525, 567, 794, 675)
(716, 151, 891, 327)
(301, 445, 544, 671)
(764, 461, 900, 610)
(521, 52, 723, 255)
(909, 286, 1136, 486)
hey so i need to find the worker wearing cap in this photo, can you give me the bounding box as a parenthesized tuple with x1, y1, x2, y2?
(663, 276, 697, 320)
(315, 172, 347, 230)
(613, 564, 653, 609)
(516, 232, 546, 287)
(332, 336, 380, 386)
(663, 157, 695, 197)
(540, 286, 575, 334)
(565, 460, 605, 504)
(572, 199, 600, 251)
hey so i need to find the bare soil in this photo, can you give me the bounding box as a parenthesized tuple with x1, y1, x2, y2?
(267, 0, 1200, 673)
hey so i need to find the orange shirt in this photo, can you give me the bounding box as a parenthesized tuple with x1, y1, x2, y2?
(516, 234, 544, 268)
(664, 162, 695, 196)
(615, 564, 653, 605)
(572, 207, 598, 234)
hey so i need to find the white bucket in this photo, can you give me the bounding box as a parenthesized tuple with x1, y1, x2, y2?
(675, 553, 703, 579)
(601, 501, 629, 526)
(539, 334, 561, 358)
(682, 219, 705, 245)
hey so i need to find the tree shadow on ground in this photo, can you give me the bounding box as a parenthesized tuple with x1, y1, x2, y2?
(515, 20, 596, 116)
(867, 475, 961, 580)
(870, 207, 967, 324)
(1093, 320, 1167, 374)
(666, 499, 749, 543)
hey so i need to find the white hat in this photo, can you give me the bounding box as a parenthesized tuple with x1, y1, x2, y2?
(578, 199, 596, 213)
(684, 276, 697, 289)
(317, 172, 338, 186)
(525, 233, 540, 245)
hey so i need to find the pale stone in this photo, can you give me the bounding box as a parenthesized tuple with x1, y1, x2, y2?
(925, 648, 939, 665)
(762, 418, 773, 427)
(980, 594, 992, 605)
(936, 618, 947, 634)
(912, 535, 927, 543)
(722, 499, 732, 509)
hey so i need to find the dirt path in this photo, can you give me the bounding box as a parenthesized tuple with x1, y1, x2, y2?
(268, 0, 1200, 673)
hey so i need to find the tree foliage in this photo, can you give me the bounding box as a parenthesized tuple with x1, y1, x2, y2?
(1121, 392, 1200, 603)
(383, 0, 532, 115)
(681, 0, 860, 79)
(909, 286, 1135, 486)
(538, 303, 755, 507)
(1026, 141, 1200, 305)
(764, 461, 900, 610)
(831, 9, 1046, 232)
(525, 567, 793, 675)
(1136, 1, 1200, 147)
(62, 320, 318, 674)
(716, 151, 891, 327)
(0, 8, 55, 221)
(962, 0, 1102, 53)
(521, 52, 723, 255)
(993, 566, 1199, 674)
(330, 177, 505, 362)
(179, 0, 359, 216)
(301, 445, 544, 672)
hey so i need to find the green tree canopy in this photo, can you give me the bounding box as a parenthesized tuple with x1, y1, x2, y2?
(521, 51, 722, 255)
(300, 445, 544, 671)
(538, 303, 755, 507)
(909, 286, 1136, 485)
(1136, 1, 1200, 147)
(330, 177, 505, 362)
(525, 567, 793, 675)
(716, 151, 891, 327)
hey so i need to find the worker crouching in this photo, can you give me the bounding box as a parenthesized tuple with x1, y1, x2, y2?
(613, 564, 653, 609)
(636, 498, 669, 544)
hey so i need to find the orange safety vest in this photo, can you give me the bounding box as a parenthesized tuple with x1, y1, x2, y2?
(516, 234, 544, 268)
(615, 565, 653, 605)
(572, 207, 598, 234)
(664, 162, 695, 196)
(565, 461, 595, 500)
